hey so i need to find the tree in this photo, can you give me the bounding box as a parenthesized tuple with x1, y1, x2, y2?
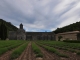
(58, 36, 63, 41)
(0, 22, 7, 40)
(53, 21, 80, 34)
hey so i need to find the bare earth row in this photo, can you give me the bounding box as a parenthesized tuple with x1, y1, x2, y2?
(0, 42, 80, 60)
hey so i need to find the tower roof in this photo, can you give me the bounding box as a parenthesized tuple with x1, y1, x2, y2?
(20, 23, 23, 26)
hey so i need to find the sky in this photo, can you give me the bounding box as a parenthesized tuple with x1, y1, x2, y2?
(0, 0, 80, 32)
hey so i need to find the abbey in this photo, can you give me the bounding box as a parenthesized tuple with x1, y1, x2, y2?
(8, 23, 55, 40)
(8, 23, 26, 40)
(8, 23, 80, 41)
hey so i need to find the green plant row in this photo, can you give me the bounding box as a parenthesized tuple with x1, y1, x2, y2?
(38, 41, 80, 56)
(53, 46, 76, 52)
(10, 42, 29, 60)
(0, 41, 25, 55)
(63, 40, 80, 43)
(37, 43, 69, 58)
(39, 42, 77, 53)
(0, 40, 25, 48)
(32, 42, 43, 57)
(37, 41, 80, 50)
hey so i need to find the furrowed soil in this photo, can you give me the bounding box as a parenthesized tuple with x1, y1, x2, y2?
(37, 44, 80, 60)
(0, 42, 80, 60)
(37, 45, 60, 60)
(0, 44, 24, 60)
(0, 49, 13, 60)
(55, 48, 80, 60)
(15, 42, 36, 60)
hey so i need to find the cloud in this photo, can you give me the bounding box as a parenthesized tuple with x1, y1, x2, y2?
(0, 0, 80, 32)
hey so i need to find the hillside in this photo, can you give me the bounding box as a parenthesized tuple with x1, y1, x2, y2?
(54, 21, 80, 34)
(0, 19, 18, 31)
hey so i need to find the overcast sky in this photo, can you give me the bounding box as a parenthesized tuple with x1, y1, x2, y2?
(0, 0, 80, 32)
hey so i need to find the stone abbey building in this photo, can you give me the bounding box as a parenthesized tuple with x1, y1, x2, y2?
(8, 23, 80, 41)
(8, 23, 55, 40)
(56, 31, 80, 41)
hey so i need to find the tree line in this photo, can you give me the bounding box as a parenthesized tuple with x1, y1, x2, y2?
(54, 21, 80, 34)
(0, 19, 18, 40)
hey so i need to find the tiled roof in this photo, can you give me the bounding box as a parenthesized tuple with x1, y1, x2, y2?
(56, 31, 80, 35)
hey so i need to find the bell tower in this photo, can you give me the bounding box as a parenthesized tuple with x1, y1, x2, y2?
(20, 23, 23, 29)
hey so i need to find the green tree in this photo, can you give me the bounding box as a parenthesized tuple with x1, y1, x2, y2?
(0, 22, 7, 40)
(53, 21, 80, 34)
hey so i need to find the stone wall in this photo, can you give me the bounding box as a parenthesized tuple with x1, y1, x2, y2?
(56, 31, 80, 41)
(8, 29, 26, 40)
(8, 24, 55, 40)
(17, 29, 26, 40)
(8, 31, 17, 40)
(26, 32, 55, 40)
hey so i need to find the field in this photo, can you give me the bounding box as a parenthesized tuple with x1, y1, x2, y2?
(0, 40, 80, 60)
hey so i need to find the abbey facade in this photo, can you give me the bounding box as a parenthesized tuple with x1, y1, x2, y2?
(8, 24, 26, 40)
(8, 23, 55, 40)
(8, 23, 80, 41)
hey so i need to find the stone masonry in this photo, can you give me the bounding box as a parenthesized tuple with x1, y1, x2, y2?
(56, 31, 80, 41)
(8, 23, 55, 40)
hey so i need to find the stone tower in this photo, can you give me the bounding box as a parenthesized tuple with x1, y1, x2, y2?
(20, 23, 23, 29)
(17, 23, 26, 40)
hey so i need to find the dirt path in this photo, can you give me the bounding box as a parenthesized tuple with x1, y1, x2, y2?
(38, 45, 60, 60)
(15, 42, 36, 60)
